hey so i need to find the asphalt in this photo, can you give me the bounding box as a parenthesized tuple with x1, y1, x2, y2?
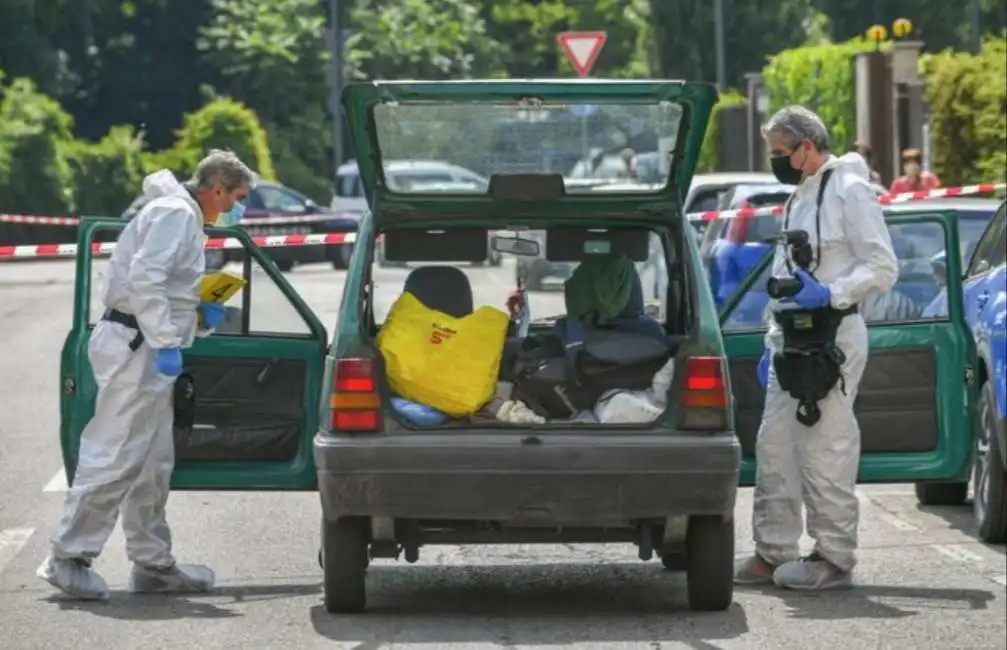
(0, 257, 1004, 650)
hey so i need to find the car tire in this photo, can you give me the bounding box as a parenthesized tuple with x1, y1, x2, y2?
(275, 259, 295, 273)
(322, 516, 369, 614)
(685, 515, 734, 612)
(914, 481, 969, 506)
(331, 243, 353, 270)
(973, 382, 1007, 543)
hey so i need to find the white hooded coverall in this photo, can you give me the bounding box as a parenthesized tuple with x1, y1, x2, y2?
(755, 153, 899, 572)
(50, 170, 207, 568)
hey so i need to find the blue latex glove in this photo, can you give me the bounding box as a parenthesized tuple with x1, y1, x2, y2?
(156, 348, 183, 377)
(757, 350, 771, 388)
(782, 269, 831, 309)
(199, 302, 227, 329)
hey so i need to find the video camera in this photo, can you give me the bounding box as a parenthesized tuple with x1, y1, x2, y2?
(766, 229, 814, 299)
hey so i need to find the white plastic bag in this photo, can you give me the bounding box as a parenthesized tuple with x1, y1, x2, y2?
(594, 389, 664, 423)
(593, 358, 675, 424)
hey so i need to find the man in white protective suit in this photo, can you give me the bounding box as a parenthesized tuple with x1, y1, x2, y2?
(732, 106, 899, 591)
(37, 150, 256, 601)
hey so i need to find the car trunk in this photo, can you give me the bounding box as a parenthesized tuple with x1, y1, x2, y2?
(335, 79, 720, 433)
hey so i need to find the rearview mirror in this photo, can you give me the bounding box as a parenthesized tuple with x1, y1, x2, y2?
(491, 235, 540, 257)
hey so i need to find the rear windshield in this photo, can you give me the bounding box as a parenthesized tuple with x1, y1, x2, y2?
(372, 101, 683, 194)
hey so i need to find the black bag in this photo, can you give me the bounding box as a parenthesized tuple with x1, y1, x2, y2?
(512, 324, 672, 419)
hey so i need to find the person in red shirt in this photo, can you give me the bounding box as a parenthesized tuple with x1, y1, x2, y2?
(889, 148, 941, 194)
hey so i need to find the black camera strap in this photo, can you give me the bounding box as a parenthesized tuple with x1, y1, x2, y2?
(781, 168, 833, 275)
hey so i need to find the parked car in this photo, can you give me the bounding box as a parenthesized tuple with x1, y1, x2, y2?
(699, 183, 797, 306)
(914, 199, 1007, 543)
(332, 159, 488, 216)
(58, 80, 988, 618)
(238, 181, 359, 272)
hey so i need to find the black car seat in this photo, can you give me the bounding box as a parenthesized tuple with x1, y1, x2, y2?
(403, 266, 474, 318)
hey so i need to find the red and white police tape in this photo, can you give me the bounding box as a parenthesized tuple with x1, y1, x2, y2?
(0, 232, 357, 261)
(0, 212, 350, 227)
(1, 181, 1004, 261)
(685, 181, 1006, 223)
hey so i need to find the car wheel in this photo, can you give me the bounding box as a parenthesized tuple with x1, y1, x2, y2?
(914, 481, 968, 506)
(685, 515, 734, 612)
(322, 516, 369, 614)
(331, 243, 353, 270)
(275, 259, 295, 273)
(973, 382, 1007, 543)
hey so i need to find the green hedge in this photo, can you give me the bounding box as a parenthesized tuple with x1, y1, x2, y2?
(154, 98, 276, 182)
(697, 90, 747, 173)
(762, 38, 883, 155)
(921, 37, 1007, 186)
(69, 125, 147, 217)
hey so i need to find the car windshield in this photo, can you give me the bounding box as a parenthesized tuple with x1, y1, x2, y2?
(372, 101, 683, 193)
(894, 210, 994, 272)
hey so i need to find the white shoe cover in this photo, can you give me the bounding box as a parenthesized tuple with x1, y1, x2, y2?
(37, 556, 110, 601)
(129, 563, 215, 594)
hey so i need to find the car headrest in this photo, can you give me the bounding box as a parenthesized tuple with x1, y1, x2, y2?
(403, 266, 474, 318)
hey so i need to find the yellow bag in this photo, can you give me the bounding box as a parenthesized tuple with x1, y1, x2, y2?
(377, 292, 509, 417)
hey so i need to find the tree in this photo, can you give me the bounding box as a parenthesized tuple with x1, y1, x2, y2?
(345, 0, 506, 80)
(482, 0, 651, 78)
(811, 0, 990, 52)
(199, 0, 331, 200)
(649, 0, 811, 89)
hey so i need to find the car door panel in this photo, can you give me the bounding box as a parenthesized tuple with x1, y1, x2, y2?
(60, 220, 327, 491)
(720, 213, 976, 486)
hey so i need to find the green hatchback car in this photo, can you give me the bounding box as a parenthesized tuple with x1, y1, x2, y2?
(57, 80, 980, 617)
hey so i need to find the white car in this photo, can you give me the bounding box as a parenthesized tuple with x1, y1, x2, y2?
(331, 159, 488, 214)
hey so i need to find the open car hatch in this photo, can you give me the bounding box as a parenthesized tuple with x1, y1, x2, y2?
(341, 80, 718, 225)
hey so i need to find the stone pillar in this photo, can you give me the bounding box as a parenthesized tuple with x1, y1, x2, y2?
(855, 50, 895, 185)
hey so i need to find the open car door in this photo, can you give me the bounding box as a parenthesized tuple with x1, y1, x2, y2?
(718, 211, 978, 486)
(60, 219, 328, 490)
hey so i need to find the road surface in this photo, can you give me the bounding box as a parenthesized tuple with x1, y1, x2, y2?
(0, 257, 1004, 650)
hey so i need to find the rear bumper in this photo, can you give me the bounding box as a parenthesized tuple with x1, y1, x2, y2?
(314, 432, 741, 523)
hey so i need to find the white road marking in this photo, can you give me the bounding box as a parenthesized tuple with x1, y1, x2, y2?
(0, 528, 35, 575)
(856, 489, 921, 531)
(932, 544, 985, 564)
(43, 468, 68, 492)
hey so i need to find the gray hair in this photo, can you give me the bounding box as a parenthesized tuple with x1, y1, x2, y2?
(762, 105, 830, 152)
(190, 149, 258, 191)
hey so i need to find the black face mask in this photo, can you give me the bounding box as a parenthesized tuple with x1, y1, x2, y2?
(771, 154, 803, 185)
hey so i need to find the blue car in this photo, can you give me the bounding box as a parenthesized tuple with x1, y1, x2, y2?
(960, 200, 1006, 542)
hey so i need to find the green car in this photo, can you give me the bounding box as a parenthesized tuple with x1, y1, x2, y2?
(58, 80, 979, 616)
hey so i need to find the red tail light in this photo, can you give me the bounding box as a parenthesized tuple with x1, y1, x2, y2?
(329, 357, 382, 432)
(679, 356, 730, 430)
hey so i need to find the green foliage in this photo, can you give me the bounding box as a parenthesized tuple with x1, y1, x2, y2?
(166, 98, 275, 181)
(762, 38, 883, 155)
(0, 76, 75, 215)
(347, 0, 506, 80)
(922, 37, 1007, 186)
(697, 91, 747, 173)
(68, 125, 147, 216)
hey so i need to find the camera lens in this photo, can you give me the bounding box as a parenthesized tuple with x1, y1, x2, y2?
(766, 276, 802, 299)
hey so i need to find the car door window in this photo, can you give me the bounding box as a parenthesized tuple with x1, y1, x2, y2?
(967, 205, 1007, 276)
(88, 229, 312, 337)
(721, 220, 952, 330)
(256, 187, 306, 212)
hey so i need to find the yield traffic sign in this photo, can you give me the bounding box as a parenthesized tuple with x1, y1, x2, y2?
(557, 31, 607, 78)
